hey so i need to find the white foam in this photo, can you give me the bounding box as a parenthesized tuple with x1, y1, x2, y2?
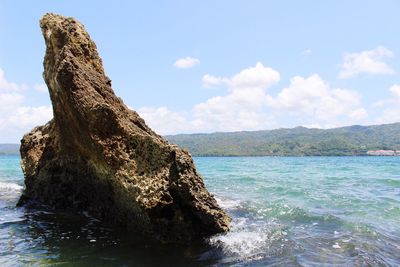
(209, 196, 290, 261)
(0, 181, 23, 199)
(215, 197, 241, 210)
(209, 229, 268, 256)
(208, 217, 284, 259)
(0, 181, 23, 191)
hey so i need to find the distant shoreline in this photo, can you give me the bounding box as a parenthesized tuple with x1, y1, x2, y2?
(2, 122, 400, 157)
(167, 122, 400, 157)
(189, 149, 400, 157)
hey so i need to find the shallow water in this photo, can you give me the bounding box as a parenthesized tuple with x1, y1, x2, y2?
(0, 155, 399, 266)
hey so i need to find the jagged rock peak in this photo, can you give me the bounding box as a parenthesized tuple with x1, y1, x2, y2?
(18, 13, 230, 243)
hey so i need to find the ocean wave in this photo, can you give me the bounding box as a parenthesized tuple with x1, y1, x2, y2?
(215, 196, 242, 210)
(0, 181, 23, 200)
(207, 197, 351, 264)
(0, 181, 23, 191)
(207, 215, 287, 263)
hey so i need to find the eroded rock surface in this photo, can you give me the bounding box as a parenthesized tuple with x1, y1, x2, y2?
(18, 13, 230, 243)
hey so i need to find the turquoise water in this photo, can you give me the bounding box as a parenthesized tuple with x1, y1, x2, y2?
(0, 155, 399, 266)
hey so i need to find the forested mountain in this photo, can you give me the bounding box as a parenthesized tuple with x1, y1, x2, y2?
(2, 123, 399, 156)
(166, 123, 400, 156)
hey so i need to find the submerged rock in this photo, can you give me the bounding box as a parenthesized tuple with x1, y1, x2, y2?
(18, 13, 230, 243)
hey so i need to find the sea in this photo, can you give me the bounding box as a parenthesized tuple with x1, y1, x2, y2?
(0, 155, 399, 266)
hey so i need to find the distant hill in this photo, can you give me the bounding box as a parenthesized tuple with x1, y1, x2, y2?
(166, 123, 400, 156)
(0, 144, 19, 155)
(2, 123, 400, 157)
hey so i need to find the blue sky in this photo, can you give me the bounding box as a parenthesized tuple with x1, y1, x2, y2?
(1, 1, 400, 142)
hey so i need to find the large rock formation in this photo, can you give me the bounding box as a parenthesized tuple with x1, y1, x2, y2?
(18, 13, 230, 243)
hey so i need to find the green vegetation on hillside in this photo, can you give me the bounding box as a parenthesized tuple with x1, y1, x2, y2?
(166, 123, 400, 156)
(2, 123, 400, 157)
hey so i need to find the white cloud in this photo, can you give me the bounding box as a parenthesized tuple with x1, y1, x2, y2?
(173, 56, 200, 69)
(192, 94, 276, 132)
(0, 68, 53, 142)
(338, 46, 395, 79)
(202, 74, 226, 88)
(202, 62, 280, 91)
(267, 74, 368, 125)
(349, 108, 368, 120)
(137, 64, 374, 134)
(0, 93, 24, 113)
(0, 99, 53, 142)
(371, 85, 400, 108)
(4, 106, 53, 129)
(379, 109, 400, 124)
(137, 107, 193, 135)
(389, 84, 400, 98)
(137, 99, 276, 134)
(192, 62, 280, 132)
(34, 83, 48, 93)
(230, 62, 280, 89)
(0, 68, 27, 92)
(143, 62, 281, 133)
(300, 49, 312, 56)
(375, 84, 400, 124)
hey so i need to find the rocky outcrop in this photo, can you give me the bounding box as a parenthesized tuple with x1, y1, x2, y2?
(18, 13, 230, 243)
